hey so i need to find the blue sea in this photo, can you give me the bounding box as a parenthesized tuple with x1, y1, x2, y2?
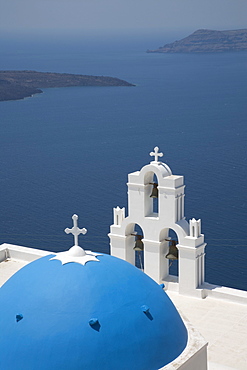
(0, 33, 246, 290)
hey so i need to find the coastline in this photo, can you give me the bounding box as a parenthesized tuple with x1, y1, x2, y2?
(0, 70, 134, 102)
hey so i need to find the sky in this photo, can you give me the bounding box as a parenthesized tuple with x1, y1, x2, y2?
(0, 0, 246, 38)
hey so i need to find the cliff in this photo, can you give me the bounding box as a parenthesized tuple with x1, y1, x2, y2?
(147, 29, 247, 53)
(0, 71, 134, 102)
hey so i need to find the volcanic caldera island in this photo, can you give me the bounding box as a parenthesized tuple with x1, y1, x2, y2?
(147, 29, 247, 53)
(0, 70, 135, 102)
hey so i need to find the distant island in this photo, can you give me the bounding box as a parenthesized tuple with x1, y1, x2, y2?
(0, 70, 134, 102)
(147, 29, 247, 53)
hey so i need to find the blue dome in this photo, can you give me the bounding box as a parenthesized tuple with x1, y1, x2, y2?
(0, 252, 187, 370)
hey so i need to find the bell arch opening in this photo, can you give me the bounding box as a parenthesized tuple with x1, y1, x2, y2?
(144, 172, 159, 217)
(167, 229, 179, 277)
(160, 228, 179, 279)
(126, 223, 144, 270)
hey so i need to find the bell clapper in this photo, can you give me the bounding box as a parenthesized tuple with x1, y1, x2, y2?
(168, 260, 174, 268)
(138, 251, 143, 271)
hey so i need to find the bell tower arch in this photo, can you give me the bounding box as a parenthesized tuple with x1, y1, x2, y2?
(109, 147, 206, 298)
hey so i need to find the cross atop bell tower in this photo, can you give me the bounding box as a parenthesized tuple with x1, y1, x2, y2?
(150, 146, 163, 163)
(109, 147, 207, 298)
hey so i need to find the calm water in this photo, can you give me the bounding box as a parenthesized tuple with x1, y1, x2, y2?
(0, 34, 246, 290)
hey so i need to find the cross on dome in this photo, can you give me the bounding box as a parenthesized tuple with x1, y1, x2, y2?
(50, 214, 102, 265)
(65, 214, 87, 247)
(150, 146, 163, 163)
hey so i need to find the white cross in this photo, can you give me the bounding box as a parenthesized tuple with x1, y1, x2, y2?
(150, 146, 163, 163)
(65, 214, 87, 247)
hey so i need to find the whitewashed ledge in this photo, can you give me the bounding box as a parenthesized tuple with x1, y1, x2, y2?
(0, 243, 51, 287)
(201, 282, 247, 305)
(167, 290, 247, 370)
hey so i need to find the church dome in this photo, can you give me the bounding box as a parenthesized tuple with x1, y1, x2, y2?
(0, 249, 187, 370)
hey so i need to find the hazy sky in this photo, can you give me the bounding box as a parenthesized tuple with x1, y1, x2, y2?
(0, 0, 246, 37)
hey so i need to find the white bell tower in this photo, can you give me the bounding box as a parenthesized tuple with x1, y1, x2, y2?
(109, 147, 207, 298)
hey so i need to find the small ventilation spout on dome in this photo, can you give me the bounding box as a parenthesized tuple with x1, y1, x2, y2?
(16, 314, 23, 322)
(141, 305, 150, 314)
(89, 318, 101, 331)
(141, 305, 153, 320)
(89, 318, 99, 326)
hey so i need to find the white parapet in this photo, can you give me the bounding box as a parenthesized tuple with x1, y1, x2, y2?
(0, 243, 51, 288)
(113, 206, 125, 226)
(0, 243, 51, 262)
(189, 218, 201, 238)
(160, 312, 208, 370)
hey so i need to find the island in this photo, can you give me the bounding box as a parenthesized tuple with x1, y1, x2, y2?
(0, 70, 135, 102)
(147, 29, 247, 53)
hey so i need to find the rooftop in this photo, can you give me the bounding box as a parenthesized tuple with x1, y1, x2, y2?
(167, 291, 247, 370)
(0, 243, 246, 370)
(0, 243, 50, 287)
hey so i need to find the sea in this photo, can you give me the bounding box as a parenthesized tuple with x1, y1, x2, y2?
(0, 32, 246, 290)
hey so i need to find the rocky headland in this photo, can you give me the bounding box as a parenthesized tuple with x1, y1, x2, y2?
(0, 70, 134, 102)
(147, 29, 247, 53)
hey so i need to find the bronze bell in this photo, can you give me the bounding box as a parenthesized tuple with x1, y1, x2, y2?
(150, 183, 158, 198)
(165, 240, 178, 260)
(133, 235, 144, 251)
